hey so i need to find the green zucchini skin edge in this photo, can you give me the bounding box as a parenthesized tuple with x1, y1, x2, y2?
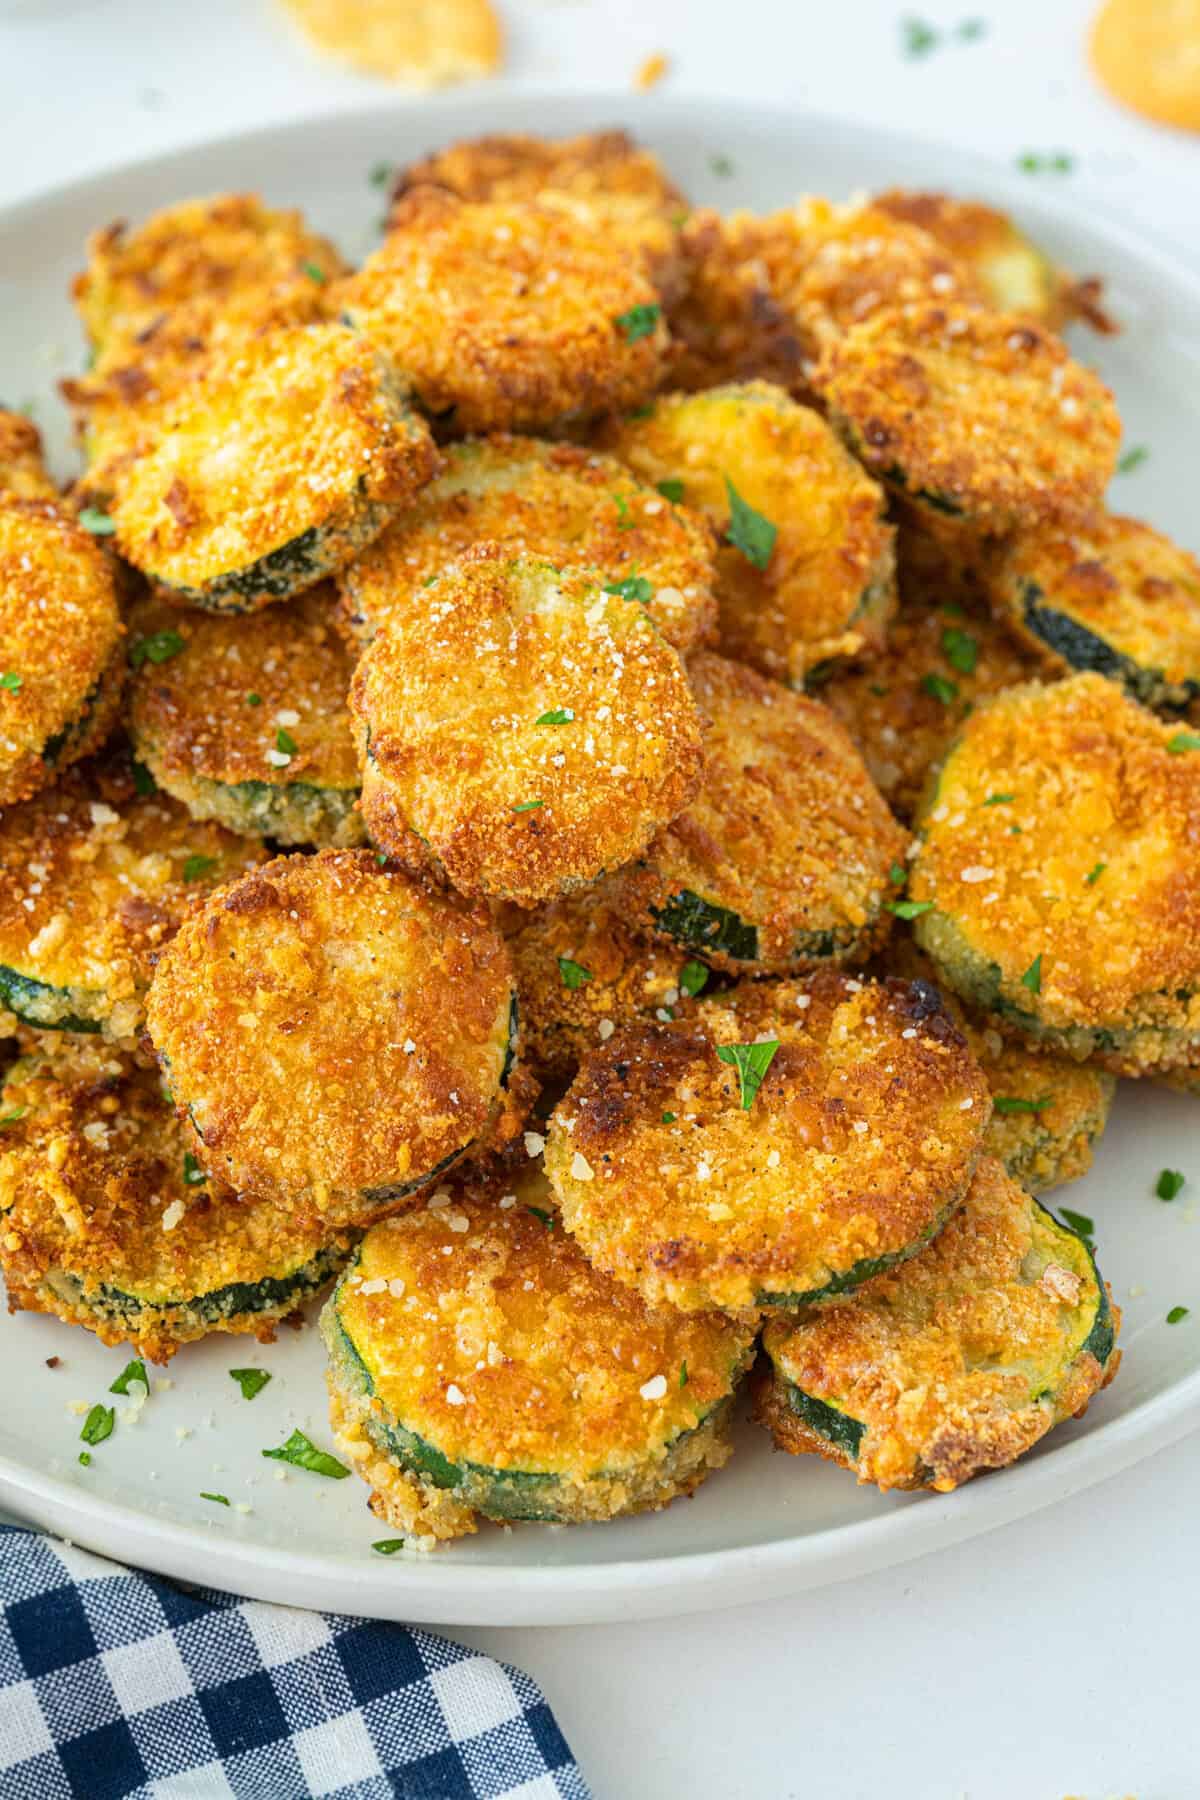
(1032, 1196, 1117, 1371)
(648, 887, 856, 966)
(48, 1238, 351, 1332)
(755, 1190, 963, 1309)
(0, 965, 101, 1034)
(1019, 578, 1198, 713)
(42, 677, 107, 769)
(781, 1379, 865, 1460)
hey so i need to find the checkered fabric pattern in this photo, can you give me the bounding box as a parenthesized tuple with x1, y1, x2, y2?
(0, 1525, 588, 1800)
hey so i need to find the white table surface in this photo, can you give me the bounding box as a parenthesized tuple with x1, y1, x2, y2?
(3, 2, 1199, 1794)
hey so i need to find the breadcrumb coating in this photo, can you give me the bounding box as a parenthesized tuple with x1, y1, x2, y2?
(758, 1156, 1120, 1492)
(350, 545, 703, 906)
(145, 850, 517, 1219)
(340, 188, 669, 434)
(615, 652, 908, 974)
(0, 410, 57, 501)
(545, 970, 990, 1314)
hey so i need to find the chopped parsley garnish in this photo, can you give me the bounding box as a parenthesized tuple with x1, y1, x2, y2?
(369, 161, 394, 188)
(183, 1151, 207, 1186)
(130, 630, 185, 669)
(941, 627, 978, 674)
(1117, 445, 1149, 474)
(626, 403, 655, 420)
(679, 1361, 689, 1388)
(1167, 1306, 1190, 1325)
(723, 477, 777, 570)
(921, 672, 958, 706)
(661, 1111, 677, 1124)
(372, 1538, 408, 1554)
(229, 1367, 271, 1401)
(245, 692, 262, 707)
(512, 800, 543, 813)
(709, 153, 735, 177)
(900, 14, 985, 56)
(131, 760, 156, 795)
(656, 478, 685, 503)
(1017, 150, 1075, 174)
(886, 899, 933, 919)
(1020, 954, 1042, 994)
(613, 492, 634, 529)
(78, 1451, 91, 1467)
(275, 727, 298, 756)
(182, 853, 218, 883)
(0, 1108, 26, 1130)
(604, 572, 654, 605)
(262, 1428, 350, 1479)
(77, 507, 116, 535)
(557, 956, 592, 991)
(679, 960, 709, 997)
(375, 851, 388, 866)
(80, 1403, 115, 1446)
(889, 862, 906, 885)
(614, 301, 662, 341)
(109, 1359, 148, 1395)
(1085, 861, 1106, 884)
(984, 792, 1014, 807)
(1156, 1169, 1186, 1201)
(1167, 732, 1200, 753)
(535, 707, 575, 726)
(1058, 1206, 1094, 1246)
(526, 1205, 555, 1230)
(0, 672, 21, 693)
(716, 1038, 780, 1110)
(201, 1492, 230, 1506)
(992, 1094, 1052, 1116)
(303, 261, 327, 283)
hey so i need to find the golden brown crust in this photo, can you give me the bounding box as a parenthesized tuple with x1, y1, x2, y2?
(911, 673, 1200, 1071)
(0, 410, 57, 501)
(758, 1156, 1120, 1492)
(337, 434, 718, 657)
(144, 850, 517, 1217)
(0, 497, 124, 806)
(614, 652, 909, 974)
(601, 383, 896, 686)
(279, 0, 502, 86)
(544, 970, 991, 1314)
(819, 589, 1046, 822)
(819, 303, 1121, 534)
(350, 545, 704, 906)
(0, 1043, 354, 1362)
(340, 188, 669, 434)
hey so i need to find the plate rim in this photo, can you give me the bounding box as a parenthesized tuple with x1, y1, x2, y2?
(3, 87, 1200, 1627)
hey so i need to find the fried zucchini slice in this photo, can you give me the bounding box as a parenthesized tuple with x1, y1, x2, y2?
(544, 971, 990, 1315)
(602, 382, 895, 686)
(337, 435, 717, 657)
(504, 875, 692, 1082)
(756, 1156, 1120, 1492)
(72, 193, 345, 358)
(0, 752, 264, 1042)
(127, 587, 363, 846)
(350, 546, 703, 906)
(322, 1162, 755, 1543)
(614, 653, 907, 975)
(984, 511, 1200, 713)
(340, 188, 668, 434)
(0, 497, 124, 806)
(910, 673, 1200, 1074)
(0, 409, 57, 501)
(0, 1042, 355, 1363)
(90, 323, 440, 611)
(819, 590, 1046, 822)
(392, 129, 688, 303)
(145, 850, 518, 1221)
(872, 189, 1112, 333)
(819, 303, 1121, 535)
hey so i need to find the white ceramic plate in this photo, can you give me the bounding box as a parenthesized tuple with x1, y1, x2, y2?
(2, 93, 1199, 1627)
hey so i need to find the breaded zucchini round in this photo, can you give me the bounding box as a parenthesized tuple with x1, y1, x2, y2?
(0, 752, 264, 1041)
(910, 673, 1200, 1074)
(984, 511, 1200, 713)
(340, 188, 669, 434)
(819, 591, 1045, 822)
(0, 409, 57, 500)
(602, 382, 896, 686)
(392, 129, 688, 302)
(337, 435, 717, 657)
(350, 546, 703, 906)
(544, 971, 990, 1314)
(322, 1162, 755, 1543)
(665, 210, 809, 395)
(756, 1156, 1120, 1493)
(614, 653, 908, 975)
(0, 1042, 355, 1363)
(72, 193, 345, 356)
(0, 497, 124, 806)
(504, 875, 691, 1082)
(126, 587, 363, 846)
(872, 189, 1112, 333)
(93, 323, 440, 611)
(144, 850, 518, 1220)
(819, 303, 1121, 534)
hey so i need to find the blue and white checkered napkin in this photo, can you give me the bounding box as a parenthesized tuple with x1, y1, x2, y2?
(0, 1524, 588, 1800)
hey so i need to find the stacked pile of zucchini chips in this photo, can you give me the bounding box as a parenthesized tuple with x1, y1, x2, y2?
(13, 128, 1198, 1549)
